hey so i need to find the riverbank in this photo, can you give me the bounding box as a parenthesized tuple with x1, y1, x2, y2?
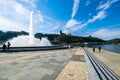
(85, 47, 120, 76)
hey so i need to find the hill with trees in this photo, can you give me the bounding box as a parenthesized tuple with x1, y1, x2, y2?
(35, 33, 106, 45)
(1, 30, 119, 46)
(107, 38, 120, 44)
(0, 31, 28, 44)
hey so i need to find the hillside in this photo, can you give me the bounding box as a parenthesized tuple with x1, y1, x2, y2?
(107, 38, 120, 44)
(0, 31, 28, 44)
(0, 31, 107, 45)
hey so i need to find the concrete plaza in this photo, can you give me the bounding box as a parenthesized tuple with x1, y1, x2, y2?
(0, 49, 76, 80)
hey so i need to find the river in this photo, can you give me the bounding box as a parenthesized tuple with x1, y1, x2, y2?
(87, 44, 120, 53)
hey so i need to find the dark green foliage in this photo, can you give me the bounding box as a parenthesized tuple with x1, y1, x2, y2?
(0, 30, 113, 46)
(108, 38, 120, 44)
(35, 33, 43, 39)
(0, 31, 28, 44)
(44, 34, 59, 41)
(35, 32, 106, 45)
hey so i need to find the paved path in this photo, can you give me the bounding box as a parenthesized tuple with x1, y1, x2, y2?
(0, 49, 76, 80)
(0, 47, 119, 80)
(56, 48, 88, 80)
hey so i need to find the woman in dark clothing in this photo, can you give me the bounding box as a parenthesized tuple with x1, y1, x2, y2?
(7, 42, 11, 50)
(3, 43, 6, 51)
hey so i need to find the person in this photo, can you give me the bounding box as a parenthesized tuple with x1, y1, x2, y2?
(93, 47, 95, 52)
(3, 43, 6, 51)
(7, 42, 11, 51)
(69, 44, 71, 49)
(98, 46, 101, 52)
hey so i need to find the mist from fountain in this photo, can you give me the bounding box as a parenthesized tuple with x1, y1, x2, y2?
(5, 11, 52, 47)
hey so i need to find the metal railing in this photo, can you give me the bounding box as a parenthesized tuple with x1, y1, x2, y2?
(84, 49, 120, 80)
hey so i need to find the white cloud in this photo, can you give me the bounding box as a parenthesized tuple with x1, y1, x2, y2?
(65, 19, 80, 28)
(0, 0, 46, 33)
(35, 15, 60, 33)
(0, 16, 28, 32)
(22, 0, 37, 8)
(85, 0, 90, 6)
(0, 0, 30, 31)
(34, 11, 43, 23)
(0, 0, 30, 19)
(65, 0, 118, 33)
(91, 28, 120, 40)
(72, 0, 80, 18)
(97, 0, 118, 10)
(63, 29, 69, 34)
(87, 10, 106, 23)
(64, 0, 80, 32)
(64, 10, 106, 33)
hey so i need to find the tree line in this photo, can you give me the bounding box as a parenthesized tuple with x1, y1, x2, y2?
(0, 31, 119, 45)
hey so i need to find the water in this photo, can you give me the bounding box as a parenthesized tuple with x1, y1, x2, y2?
(29, 11, 34, 45)
(87, 44, 120, 53)
(7, 36, 52, 47)
(1, 11, 52, 47)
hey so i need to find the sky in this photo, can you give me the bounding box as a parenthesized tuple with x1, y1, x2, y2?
(0, 0, 120, 40)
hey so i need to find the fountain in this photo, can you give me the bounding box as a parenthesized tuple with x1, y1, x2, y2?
(0, 11, 69, 52)
(29, 11, 34, 45)
(7, 11, 52, 47)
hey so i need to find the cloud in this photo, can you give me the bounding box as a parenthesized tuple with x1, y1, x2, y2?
(12, 1, 30, 19)
(65, 0, 118, 33)
(72, 0, 80, 18)
(65, 19, 80, 28)
(0, 16, 28, 32)
(97, 0, 118, 10)
(91, 28, 120, 40)
(64, 10, 106, 33)
(0, 0, 30, 31)
(85, 0, 90, 6)
(87, 10, 106, 23)
(0, 0, 46, 33)
(64, 0, 80, 32)
(22, 0, 37, 8)
(35, 15, 60, 33)
(34, 11, 43, 23)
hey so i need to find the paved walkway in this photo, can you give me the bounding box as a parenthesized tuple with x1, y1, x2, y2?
(86, 47, 120, 77)
(1, 47, 118, 80)
(0, 49, 76, 80)
(56, 48, 88, 80)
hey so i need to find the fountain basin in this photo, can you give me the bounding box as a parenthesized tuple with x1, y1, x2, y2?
(0, 45, 73, 53)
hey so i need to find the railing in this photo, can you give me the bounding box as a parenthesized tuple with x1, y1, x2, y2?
(84, 49, 120, 80)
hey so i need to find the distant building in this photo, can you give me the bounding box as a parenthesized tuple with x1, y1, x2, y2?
(66, 33, 71, 36)
(60, 30, 63, 35)
(89, 35, 92, 37)
(60, 30, 66, 35)
(85, 35, 92, 37)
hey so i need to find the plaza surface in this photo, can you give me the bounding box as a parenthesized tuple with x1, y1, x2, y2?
(0, 48, 77, 80)
(0, 47, 119, 80)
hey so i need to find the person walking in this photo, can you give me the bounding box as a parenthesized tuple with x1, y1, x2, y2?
(93, 47, 95, 52)
(7, 42, 11, 51)
(3, 43, 6, 51)
(98, 46, 101, 52)
(69, 44, 71, 49)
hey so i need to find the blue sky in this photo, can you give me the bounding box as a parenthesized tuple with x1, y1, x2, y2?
(0, 0, 120, 40)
